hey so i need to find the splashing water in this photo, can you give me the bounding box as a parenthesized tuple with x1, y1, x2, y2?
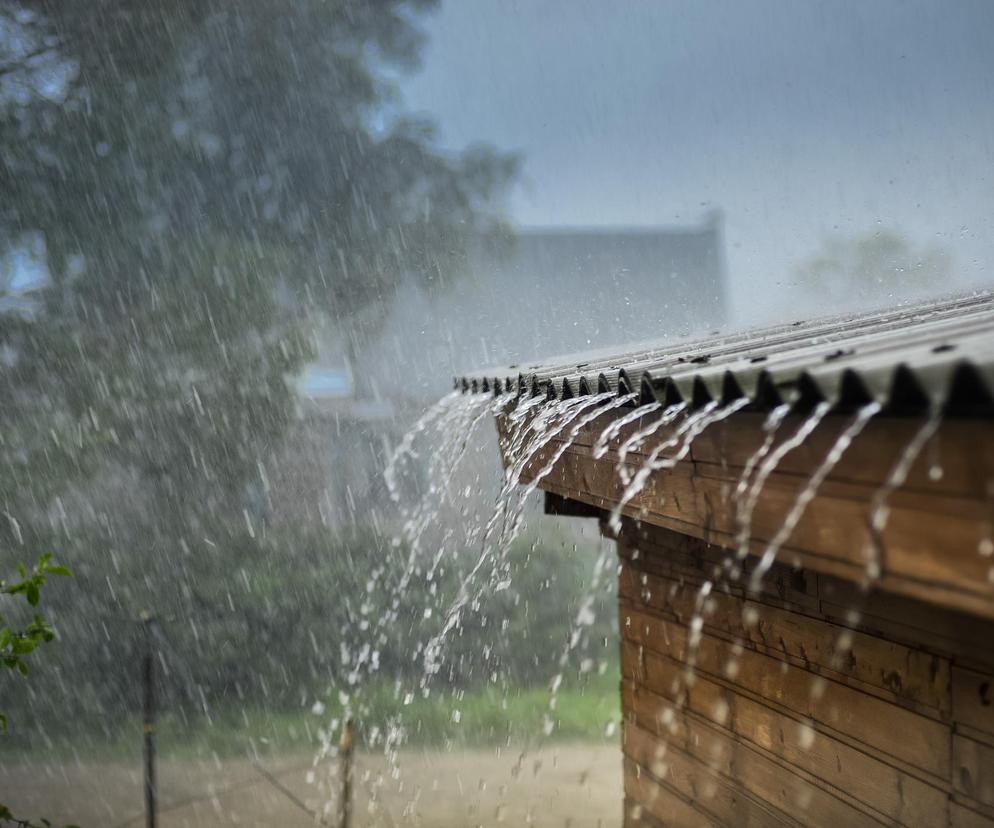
(417, 393, 598, 678)
(592, 400, 662, 459)
(391, 393, 508, 598)
(861, 406, 942, 585)
(734, 401, 832, 563)
(483, 394, 613, 553)
(671, 404, 795, 703)
(811, 406, 946, 679)
(498, 393, 553, 474)
(663, 400, 878, 757)
(748, 401, 882, 593)
(425, 392, 629, 677)
(313, 389, 524, 808)
(383, 390, 461, 502)
(314, 391, 498, 763)
(499, 392, 638, 552)
(734, 404, 792, 517)
(336, 382, 895, 817)
(609, 398, 751, 534)
(615, 402, 687, 484)
(544, 544, 614, 729)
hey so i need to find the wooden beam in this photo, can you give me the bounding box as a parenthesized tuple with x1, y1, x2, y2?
(496, 407, 994, 620)
(543, 491, 604, 519)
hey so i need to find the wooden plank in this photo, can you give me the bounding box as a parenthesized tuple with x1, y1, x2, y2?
(617, 524, 822, 610)
(623, 758, 720, 828)
(956, 734, 994, 808)
(818, 578, 994, 673)
(519, 432, 994, 619)
(619, 606, 952, 779)
(624, 722, 799, 827)
(954, 667, 994, 741)
(625, 701, 887, 828)
(539, 409, 994, 502)
(618, 561, 951, 714)
(613, 516, 994, 826)
(622, 671, 949, 825)
(497, 396, 994, 620)
(689, 415, 994, 501)
(534, 437, 992, 589)
(952, 800, 994, 828)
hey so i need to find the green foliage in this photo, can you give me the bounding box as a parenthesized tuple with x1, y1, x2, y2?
(0, 526, 616, 752)
(0, 803, 79, 828)
(327, 672, 620, 750)
(0, 556, 74, 828)
(0, 555, 71, 732)
(0, 803, 78, 828)
(0, 679, 619, 763)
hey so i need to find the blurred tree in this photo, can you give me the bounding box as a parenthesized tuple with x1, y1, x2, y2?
(0, 0, 516, 549)
(0, 0, 517, 727)
(792, 230, 950, 305)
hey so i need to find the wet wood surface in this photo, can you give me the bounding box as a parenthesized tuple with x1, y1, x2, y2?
(496, 405, 994, 620)
(617, 522, 994, 828)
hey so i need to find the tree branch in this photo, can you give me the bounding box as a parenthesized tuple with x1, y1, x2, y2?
(0, 44, 59, 79)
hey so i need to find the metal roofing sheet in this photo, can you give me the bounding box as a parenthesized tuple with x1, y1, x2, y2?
(455, 292, 994, 415)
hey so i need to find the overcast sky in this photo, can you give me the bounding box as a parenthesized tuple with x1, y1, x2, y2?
(398, 0, 994, 323)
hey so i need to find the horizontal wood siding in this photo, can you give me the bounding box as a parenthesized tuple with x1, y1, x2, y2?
(497, 408, 994, 620)
(618, 521, 994, 828)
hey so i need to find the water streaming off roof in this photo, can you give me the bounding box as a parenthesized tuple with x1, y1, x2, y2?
(2, 2, 993, 825)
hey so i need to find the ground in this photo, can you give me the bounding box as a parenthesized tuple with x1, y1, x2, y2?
(0, 743, 621, 827)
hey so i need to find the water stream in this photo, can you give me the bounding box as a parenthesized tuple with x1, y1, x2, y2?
(383, 390, 461, 503)
(498, 392, 638, 553)
(861, 406, 942, 584)
(315, 391, 498, 760)
(615, 402, 687, 484)
(747, 400, 881, 592)
(645, 399, 885, 761)
(609, 397, 751, 534)
(325, 382, 957, 819)
(592, 401, 662, 459)
(734, 401, 832, 563)
(425, 392, 628, 678)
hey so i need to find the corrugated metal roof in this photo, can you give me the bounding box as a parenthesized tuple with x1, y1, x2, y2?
(455, 292, 994, 415)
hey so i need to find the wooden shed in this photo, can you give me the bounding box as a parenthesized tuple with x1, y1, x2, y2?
(457, 293, 994, 827)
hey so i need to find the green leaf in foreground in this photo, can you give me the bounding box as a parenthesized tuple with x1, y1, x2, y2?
(1, 555, 72, 731)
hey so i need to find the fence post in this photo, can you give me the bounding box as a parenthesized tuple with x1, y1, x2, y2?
(339, 717, 354, 828)
(141, 612, 157, 828)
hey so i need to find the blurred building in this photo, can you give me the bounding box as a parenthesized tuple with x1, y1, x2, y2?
(264, 367, 405, 530)
(371, 211, 729, 396)
(269, 214, 728, 528)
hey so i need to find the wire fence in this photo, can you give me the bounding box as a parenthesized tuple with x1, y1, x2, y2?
(109, 757, 320, 828)
(104, 612, 358, 828)
(107, 750, 389, 828)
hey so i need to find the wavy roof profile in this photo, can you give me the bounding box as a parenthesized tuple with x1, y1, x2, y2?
(455, 292, 994, 416)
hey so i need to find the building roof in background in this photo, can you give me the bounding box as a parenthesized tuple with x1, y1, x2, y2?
(456, 292, 994, 416)
(366, 215, 728, 397)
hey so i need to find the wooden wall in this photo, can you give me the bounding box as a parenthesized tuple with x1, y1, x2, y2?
(503, 407, 994, 621)
(617, 519, 994, 827)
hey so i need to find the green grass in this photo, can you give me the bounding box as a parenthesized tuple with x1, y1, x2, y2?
(0, 672, 621, 762)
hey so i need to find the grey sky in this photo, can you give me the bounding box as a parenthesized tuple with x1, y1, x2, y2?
(398, 0, 994, 324)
